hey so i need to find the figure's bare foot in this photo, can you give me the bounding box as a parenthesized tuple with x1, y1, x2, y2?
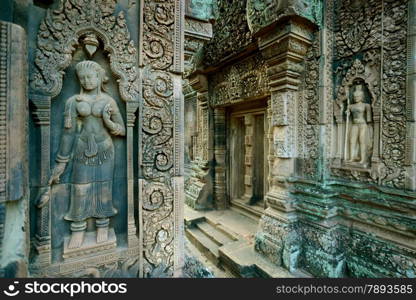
(97, 227, 108, 244)
(68, 231, 85, 249)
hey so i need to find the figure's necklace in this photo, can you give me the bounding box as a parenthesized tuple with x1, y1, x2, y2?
(76, 93, 102, 103)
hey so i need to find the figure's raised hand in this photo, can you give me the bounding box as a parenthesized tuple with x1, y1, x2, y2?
(48, 162, 67, 185)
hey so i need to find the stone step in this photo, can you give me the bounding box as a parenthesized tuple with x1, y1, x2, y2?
(204, 218, 240, 242)
(229, 201, 262, 222)
(196, 221, 235, 247)
(219, 241, 310, 278)
(184, 205, 205, 227)
(185, 227, 220, 266)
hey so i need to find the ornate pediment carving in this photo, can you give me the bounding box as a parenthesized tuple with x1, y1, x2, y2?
(31, 0, 139, 102)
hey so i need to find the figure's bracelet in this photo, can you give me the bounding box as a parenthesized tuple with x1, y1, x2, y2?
(56, 154, 70, 163)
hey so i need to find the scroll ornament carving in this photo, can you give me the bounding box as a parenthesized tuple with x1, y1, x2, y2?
(143, 0, 175, 71)
(380, 0, 407, 188)
(142, 0, 177, 277)
(31, 0, 139, 102)
(298, 33, 320, 178)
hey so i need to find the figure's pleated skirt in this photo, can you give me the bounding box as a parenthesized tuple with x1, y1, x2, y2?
(64, 141, 117, 222)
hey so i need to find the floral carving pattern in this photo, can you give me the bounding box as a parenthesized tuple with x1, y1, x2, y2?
(211, 54, 269, 106)
(204, 0, 253, 66)
(332, 0, 407, 188)
(299, 32, 320, 178)
(141, 0, 182, 277)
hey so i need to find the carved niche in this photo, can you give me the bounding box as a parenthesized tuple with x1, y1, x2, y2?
(332, 59, 381, 176)
(29, 0, 140, 277)
(331, 0, 408, 188)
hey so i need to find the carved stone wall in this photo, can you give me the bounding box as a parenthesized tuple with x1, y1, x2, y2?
(330, 0, 409, 188)
(27, 0, 142, 277)
(140, 0, 184, 277)
(184, 0, 416, 278)
(204, 0, 253, 66)
(0, 21, 29, 277)
(6, 0, 185, 278)
(183, 5, 214, 211)
(287, 0, 416, 277)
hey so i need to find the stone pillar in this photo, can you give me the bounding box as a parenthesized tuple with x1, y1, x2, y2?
(30, 94, 51, 269)
(213, 108, 227, 209)
(126, 102, 140, 248)
(243, 115, 254, 202)
(0, 21, 29, 277)
(254, 19, 314, 271)
(184, 74, 214, 210)
(405, 0, 416, 190)
(140, 0, 185, 277)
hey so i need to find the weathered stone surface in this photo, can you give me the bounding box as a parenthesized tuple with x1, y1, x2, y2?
(140, 0, 185, 277)
(184, 0, 416, 278)
(0, 0, 185, 278)
(0, 20, 29, 277)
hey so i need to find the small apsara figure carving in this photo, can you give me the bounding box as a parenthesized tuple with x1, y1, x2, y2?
(49, 60, 126, 249)
(345, 84, 372, 166)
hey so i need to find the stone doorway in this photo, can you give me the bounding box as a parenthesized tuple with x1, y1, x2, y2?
(228, 108, 267, 219)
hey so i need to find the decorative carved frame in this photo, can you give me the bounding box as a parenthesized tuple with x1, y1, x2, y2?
(139, 0, 184, 277)
(29, 0, 140, 275)
(332, 59, 383, 181)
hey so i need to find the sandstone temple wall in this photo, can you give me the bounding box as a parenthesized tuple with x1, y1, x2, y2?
(0, 0, 185, 278)
(184, 0, 416, 277)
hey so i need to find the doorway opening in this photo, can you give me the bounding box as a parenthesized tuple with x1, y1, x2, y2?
(228, 108, 267, 219)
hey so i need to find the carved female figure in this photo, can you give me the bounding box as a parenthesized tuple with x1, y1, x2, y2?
(346, 84, 372, 166)
(49, 60, 125, 249)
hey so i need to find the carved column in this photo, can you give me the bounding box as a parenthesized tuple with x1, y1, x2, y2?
(255, 19, 314, 270)
(243, 115, 254, 202)
(213, 107, 227, 209)
(31, 95, 52, 268)
(0, 21, 29, 277)
(184, 74, 214, 210)
(126, 102, 140, 248)
(139, 0, 185, 277)
(405, 0, 416, 190)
